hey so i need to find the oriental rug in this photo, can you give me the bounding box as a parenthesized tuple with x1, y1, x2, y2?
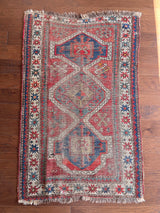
(18, 10, 144, 205)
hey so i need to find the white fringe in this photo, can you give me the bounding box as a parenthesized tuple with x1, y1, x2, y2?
(18, 196, 145, 205)
(24, 9, 142, 18)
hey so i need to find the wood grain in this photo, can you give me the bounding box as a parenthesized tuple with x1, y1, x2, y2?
(0, 31, 8, 44)
(0, 0, 159, 212)
(71, 206, 160, 213)
(0, 206, 71, 213)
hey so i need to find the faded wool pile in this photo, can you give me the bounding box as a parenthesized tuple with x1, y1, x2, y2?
(18, 10, 144, 205)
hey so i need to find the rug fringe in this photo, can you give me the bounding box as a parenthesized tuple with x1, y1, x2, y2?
(24, 9, 142, 18)
(82, 196, 145, 204)
(18, 196, 145, 205)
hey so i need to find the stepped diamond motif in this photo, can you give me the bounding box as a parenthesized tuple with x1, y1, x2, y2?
(54, 72, 105, 117)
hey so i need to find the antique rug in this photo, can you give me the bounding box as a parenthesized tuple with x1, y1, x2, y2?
(18, 10, 144, 205)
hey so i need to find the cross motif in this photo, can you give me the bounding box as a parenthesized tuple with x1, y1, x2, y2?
(97, 112, 110, 127)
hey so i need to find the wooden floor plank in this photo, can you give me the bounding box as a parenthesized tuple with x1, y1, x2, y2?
(0, 119, 19, 136)
(0, 89, 20, 103)
(71, 206, 160, 213)
(0, 206, 71, 213)
(0, 73, 20, 89)
(0, 31, 8, 44)
(0, 135, 18, 153)
(0, 45, 21, 60)
(0, 59, 21, 68)
(0, 103, 20, 119)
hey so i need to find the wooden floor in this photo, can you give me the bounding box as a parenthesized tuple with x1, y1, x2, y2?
(0, 0, 160, 212)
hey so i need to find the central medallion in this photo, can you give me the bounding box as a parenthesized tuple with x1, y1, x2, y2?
(66, 81, 94, 108)
(54, 72, 105, 117)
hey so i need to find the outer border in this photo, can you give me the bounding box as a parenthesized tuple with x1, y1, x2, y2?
(131, 15, 144, 199)
(18, 13, 32, 201)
